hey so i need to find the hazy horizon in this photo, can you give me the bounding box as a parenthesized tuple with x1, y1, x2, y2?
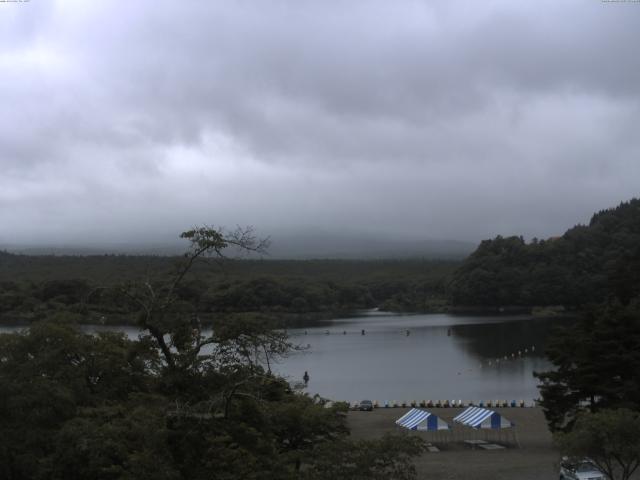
(1, 229, 476, 259)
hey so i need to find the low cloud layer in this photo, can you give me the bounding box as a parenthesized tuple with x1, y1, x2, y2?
(1, 0, 639, 249)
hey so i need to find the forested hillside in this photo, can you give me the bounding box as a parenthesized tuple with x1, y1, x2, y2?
(449, 199, 640, 307)
(0, 255, 457, 325)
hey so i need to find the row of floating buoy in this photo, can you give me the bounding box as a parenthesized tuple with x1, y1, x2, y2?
(450, 346, 538, 376)
(482, 346, 536, 367)
(349, 399, 531, 409)
(487, 345, 536, 366)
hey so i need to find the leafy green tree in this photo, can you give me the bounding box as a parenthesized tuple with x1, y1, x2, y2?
(304, 434, 426, 480)
(0, 318, 158, 480)
(268, 396, 348, 471)
(119, 226, 269, 374)
(49, 402, 180, 480)
(556, 409, 640, 480)
(535, 302, 640, 431)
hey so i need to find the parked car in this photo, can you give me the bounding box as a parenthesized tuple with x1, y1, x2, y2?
(559, 458, 605, 480)
(358, 400, 373, 411)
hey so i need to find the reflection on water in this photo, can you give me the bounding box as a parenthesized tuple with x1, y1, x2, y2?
(0, 312, 572, 403)
(275, 312, 572, 402)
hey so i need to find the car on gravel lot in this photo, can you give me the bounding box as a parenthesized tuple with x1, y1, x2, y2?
(358, 400, 373, 411)
(559, 458, 604, 480)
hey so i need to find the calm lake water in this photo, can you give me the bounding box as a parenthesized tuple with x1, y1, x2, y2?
(274, 312, 569, 403)
(0, 312, 569, 403)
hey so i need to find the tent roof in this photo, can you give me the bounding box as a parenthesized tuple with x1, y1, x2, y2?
(453, 406, 514, 429)
(395, 408, 450, 431)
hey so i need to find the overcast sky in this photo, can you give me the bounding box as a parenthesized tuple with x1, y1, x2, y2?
(1, 0, 639, 249)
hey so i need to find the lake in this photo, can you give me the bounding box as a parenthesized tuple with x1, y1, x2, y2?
(274, 311, 569, 403)
(0, 311, 569, 404)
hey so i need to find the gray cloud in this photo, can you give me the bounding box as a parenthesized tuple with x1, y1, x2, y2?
(1, 0, 639, 249)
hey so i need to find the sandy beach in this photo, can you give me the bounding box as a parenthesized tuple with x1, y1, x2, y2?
(348, 407, 559, 480)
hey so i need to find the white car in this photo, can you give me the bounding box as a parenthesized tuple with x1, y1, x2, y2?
(559, 458, 605, 480)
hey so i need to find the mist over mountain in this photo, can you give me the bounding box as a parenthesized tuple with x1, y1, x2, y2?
(266, 233, 474, 259)
(1, 232, 474, 260)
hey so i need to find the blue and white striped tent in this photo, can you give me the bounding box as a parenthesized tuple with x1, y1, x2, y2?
(395, 408, 450, 431)
(453, 406, 514, 429)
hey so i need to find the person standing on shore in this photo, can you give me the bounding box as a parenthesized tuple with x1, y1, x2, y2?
(303, 371, 309, 385)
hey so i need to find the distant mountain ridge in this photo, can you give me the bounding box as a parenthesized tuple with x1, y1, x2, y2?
(449, 198, 640, 307)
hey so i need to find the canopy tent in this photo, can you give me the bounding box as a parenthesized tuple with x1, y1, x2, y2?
(453, 406, 514, 429)
(395, 408, 450, 431)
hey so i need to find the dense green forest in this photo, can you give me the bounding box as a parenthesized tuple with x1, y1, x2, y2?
(0, 252, 456, 326)
(449, 198, 640, 308)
